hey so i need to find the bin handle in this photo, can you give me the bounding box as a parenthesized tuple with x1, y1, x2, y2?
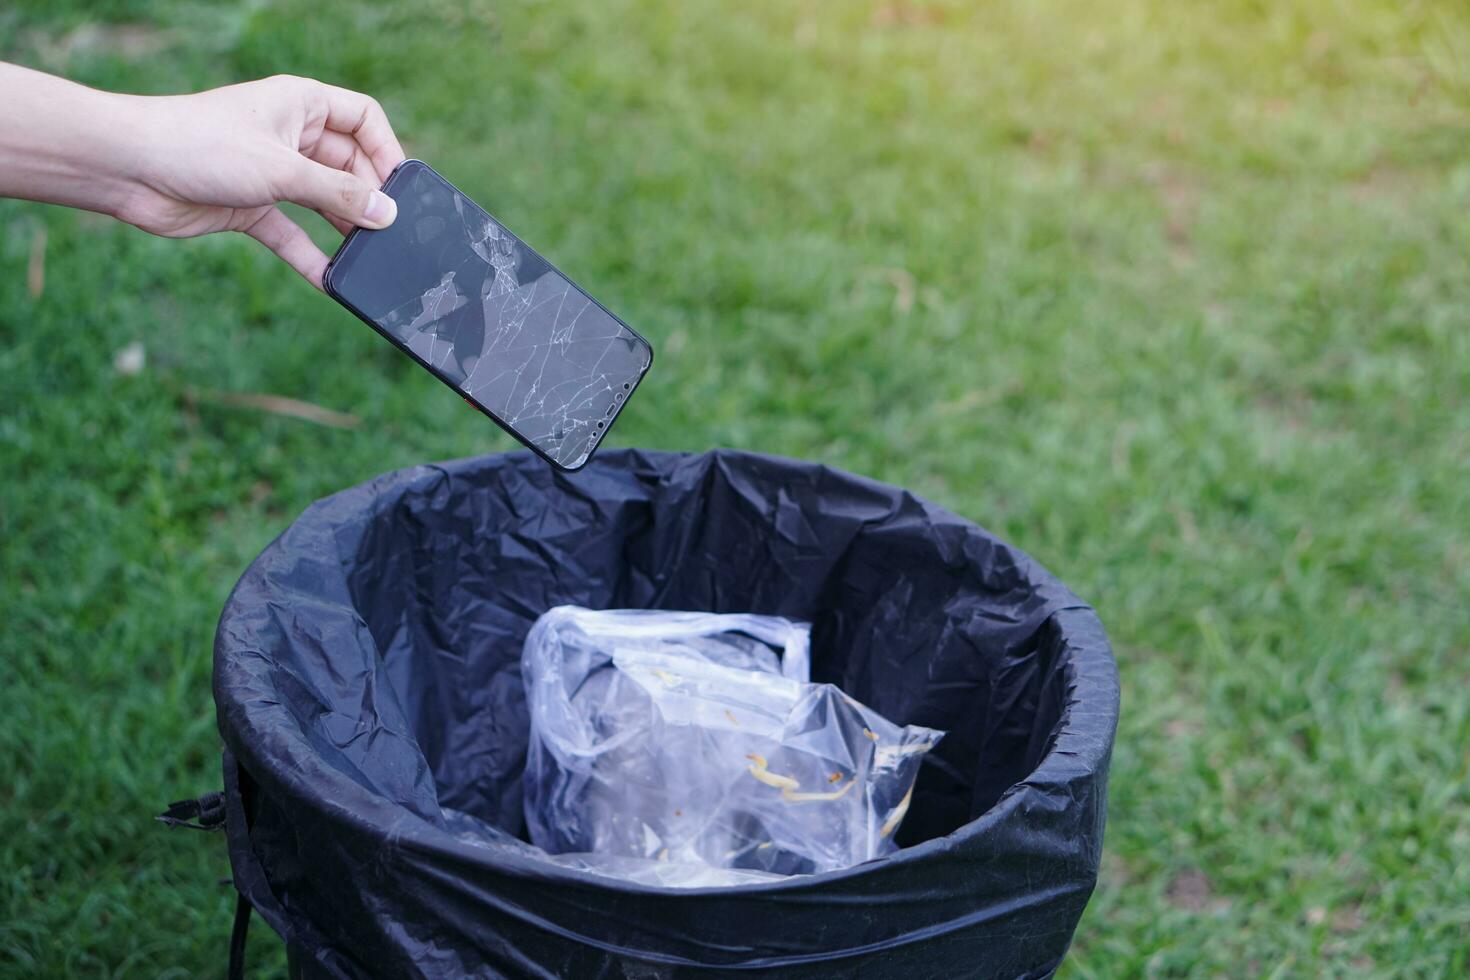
(155, 791, 226, 831)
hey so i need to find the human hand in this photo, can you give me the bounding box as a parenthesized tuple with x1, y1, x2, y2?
(113, 75, 407, 288)
(0, 65, 407, 289)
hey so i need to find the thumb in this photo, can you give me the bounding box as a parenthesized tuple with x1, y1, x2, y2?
(281, 156, 397, 229)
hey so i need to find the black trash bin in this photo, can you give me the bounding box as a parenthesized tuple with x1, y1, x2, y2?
(213, 449, 1119, 979)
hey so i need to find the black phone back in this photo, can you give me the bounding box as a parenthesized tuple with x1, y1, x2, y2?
(324, 160, 652, 471)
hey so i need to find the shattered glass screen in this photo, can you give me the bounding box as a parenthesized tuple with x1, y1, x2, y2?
(329, 162, 652, 470)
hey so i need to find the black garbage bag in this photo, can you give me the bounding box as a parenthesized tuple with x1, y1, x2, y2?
(214, 449, 1119, 979)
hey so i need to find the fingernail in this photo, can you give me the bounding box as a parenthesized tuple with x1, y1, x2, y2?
(364, 190, 396, 226)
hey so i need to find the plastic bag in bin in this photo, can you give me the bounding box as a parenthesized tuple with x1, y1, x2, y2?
(521, 607, 944, 880)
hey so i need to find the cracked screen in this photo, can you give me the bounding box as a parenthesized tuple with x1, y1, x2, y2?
(327, 161, 652, 470)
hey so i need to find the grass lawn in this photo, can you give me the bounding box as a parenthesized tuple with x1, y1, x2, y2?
(3, 0, 1469, 975)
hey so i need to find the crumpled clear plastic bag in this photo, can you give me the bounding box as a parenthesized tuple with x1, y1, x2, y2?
(517, 606, 944, 886)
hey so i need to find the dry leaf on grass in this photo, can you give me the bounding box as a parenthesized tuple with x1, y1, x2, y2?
(27, 224, 45, 299)
(189, 388, 361, 429)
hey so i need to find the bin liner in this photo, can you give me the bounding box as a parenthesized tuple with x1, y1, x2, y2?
(213, 448, 1119, 979)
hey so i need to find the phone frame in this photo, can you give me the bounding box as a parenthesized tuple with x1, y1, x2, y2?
(323, 159, 653, 472)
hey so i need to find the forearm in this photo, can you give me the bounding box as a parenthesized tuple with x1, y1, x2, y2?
(0, 62, 149, 218)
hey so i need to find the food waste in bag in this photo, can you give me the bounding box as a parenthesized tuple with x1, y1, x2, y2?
(502, 606, 944, 887)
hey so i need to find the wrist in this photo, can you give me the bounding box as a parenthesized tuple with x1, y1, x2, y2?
(86, 91, 168, 220)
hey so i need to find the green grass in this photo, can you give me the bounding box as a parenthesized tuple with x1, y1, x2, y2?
(4, 0, 1470, 975)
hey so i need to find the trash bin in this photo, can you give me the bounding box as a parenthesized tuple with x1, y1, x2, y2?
(213, 449, 1119, 979)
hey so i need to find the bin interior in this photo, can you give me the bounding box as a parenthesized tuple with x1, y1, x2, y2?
(335, 456, 1071, 852)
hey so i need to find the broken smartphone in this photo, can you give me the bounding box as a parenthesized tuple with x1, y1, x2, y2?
(323, 159, 653, 471)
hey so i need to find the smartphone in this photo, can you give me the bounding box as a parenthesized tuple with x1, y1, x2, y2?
(323, 160, 653, 471)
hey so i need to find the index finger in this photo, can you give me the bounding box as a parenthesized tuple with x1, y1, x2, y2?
(316, 81, 407, 183)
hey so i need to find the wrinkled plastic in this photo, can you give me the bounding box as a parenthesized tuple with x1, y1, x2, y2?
(213, 449, 1119, 979)
(519, 607, 943, 884)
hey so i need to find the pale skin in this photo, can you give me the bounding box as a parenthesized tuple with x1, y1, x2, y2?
(0, 62, 405, 289)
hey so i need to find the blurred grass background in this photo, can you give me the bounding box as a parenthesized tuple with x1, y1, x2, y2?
(3, 0, 1469, 976)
